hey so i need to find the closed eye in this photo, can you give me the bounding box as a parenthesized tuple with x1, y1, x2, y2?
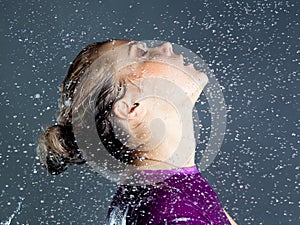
(128, 41, 148, 57)
(137, 48, 148, 57)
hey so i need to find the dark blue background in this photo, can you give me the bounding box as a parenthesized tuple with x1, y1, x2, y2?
(1, 0, 299, 224)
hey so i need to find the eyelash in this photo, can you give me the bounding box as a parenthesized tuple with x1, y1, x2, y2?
(137, 48, 148, 57)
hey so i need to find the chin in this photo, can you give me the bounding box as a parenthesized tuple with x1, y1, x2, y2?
(190, 87, 204, 105)
(196, 71, 209, 86)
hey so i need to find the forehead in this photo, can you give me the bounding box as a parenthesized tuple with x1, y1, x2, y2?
(97, 40, 142, 75)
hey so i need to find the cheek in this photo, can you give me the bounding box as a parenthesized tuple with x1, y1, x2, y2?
(135, 62, 175, 77)
(131, 62, 201, 97)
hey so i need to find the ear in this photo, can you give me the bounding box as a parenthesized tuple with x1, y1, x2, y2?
(127, 102, 146, 120)
(113, 100, 146, 120)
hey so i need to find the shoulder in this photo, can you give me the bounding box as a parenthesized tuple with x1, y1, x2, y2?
(153, 174, 222, 212)
(141, 189, 212, 224)
(142, 183, 231, 225)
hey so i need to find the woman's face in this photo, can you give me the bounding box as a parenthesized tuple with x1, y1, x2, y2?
(103, 40, 209, 106)
(101, 40, 208, 163)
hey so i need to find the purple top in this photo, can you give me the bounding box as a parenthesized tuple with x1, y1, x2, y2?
(106, 165, 231, 224)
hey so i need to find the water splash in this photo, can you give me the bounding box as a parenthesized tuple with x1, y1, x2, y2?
(0, 197, 25, 225)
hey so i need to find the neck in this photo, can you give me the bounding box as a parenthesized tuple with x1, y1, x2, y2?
(134, 108, 196, 171)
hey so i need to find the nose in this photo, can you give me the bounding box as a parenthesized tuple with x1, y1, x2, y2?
(157, 42, 173, 56)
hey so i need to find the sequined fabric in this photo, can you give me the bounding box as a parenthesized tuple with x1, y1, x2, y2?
(106, 165, 231, 225)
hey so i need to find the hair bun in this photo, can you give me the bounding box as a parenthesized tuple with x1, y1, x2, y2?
(37, 124, 86, 175)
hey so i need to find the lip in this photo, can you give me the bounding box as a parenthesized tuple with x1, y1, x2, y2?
(178, 54, 194, 68)
(184, 62, 195, 70)
(184, 62, 193, 66)
(176, 54, 184, 64)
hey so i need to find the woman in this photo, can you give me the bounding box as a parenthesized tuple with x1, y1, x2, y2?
(37, 40, 237, 224)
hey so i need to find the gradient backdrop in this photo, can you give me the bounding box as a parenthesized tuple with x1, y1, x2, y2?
(0, 0, 299, 224)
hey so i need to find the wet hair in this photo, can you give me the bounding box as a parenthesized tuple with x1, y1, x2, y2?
(36, 40, 141, 175)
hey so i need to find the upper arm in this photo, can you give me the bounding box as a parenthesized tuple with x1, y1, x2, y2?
(155, 201, 212, 225)
(158, 218, 209, 225)
(157, 214, 211, 225)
